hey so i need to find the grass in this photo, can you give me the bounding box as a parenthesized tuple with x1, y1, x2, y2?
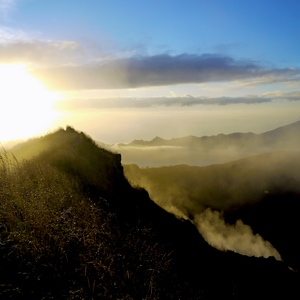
(0, 137, 179, 299)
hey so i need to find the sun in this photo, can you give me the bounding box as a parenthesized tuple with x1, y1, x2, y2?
(0, 64, 60, 142)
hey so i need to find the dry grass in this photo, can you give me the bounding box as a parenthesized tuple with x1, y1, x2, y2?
(0, 149, 176, 298)
(1, 151, 97, 256)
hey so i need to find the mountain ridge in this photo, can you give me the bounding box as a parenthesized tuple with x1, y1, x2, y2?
(123, 120, 300, 147)
(110, 120, 300, 166)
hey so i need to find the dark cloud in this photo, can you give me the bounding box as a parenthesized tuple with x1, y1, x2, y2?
(278, 91, 300, 102)
(31, 53, 300, 90)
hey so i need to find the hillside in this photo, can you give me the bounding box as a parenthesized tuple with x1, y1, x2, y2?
(0, 128, 299, 298)
(124, 150, 300, 270)
(110, 120, 300, 166)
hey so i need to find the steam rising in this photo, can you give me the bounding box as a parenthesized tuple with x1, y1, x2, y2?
(193, 209, 281, 260)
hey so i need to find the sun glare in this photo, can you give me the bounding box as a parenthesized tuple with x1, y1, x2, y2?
(0, 64, 60, 142)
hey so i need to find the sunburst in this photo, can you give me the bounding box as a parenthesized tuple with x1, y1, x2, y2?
(0, 64, 60, 141)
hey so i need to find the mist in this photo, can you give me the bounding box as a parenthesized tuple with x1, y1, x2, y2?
(115, 143, 260, 167)
(123, 125, 300, 264)
(124, 150, 300, 215)
(193, 209, 281, 260)
(124, 158, 289, 260)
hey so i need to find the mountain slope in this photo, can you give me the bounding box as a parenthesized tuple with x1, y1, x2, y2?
(261, 120, 300, 148)
(124, 150, 300, 270)
(0, 127, 298, 298)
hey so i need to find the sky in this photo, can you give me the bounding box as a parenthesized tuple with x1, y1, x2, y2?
(0, 0, 300, 143)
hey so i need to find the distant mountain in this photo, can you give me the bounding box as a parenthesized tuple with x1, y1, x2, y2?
(126, 120, 300, 147)
(127, 136, 167, 147)
(261, 120, 300, 147)
(1, 127, 298, 298)
(127, 131, 259, 148)
(109, 120, 300, 166)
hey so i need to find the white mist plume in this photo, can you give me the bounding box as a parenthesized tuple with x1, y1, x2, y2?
(193, 208, 281, 260)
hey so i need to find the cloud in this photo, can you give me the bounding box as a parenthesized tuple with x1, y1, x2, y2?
(0, 27, 119, 66)
(0, 30, 298, 91)
(30, 53, 300, 90)
(55, 91, 300, 111)
(0, 27, 31, 41)
(193, 209, 282, 260)
(0, 39, 85, 66)
(264, 90, 300, 102)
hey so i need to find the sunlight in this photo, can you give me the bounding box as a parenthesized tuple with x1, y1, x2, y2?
(0, 64, 61, 142)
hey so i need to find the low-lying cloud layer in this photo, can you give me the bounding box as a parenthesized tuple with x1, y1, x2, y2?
(55, 90, 300, 111)
(193, 209, 282, 260)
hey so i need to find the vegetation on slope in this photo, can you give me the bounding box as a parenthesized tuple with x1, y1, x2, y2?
(0, 129, 181, 298)
(0, 127, 299, 299)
